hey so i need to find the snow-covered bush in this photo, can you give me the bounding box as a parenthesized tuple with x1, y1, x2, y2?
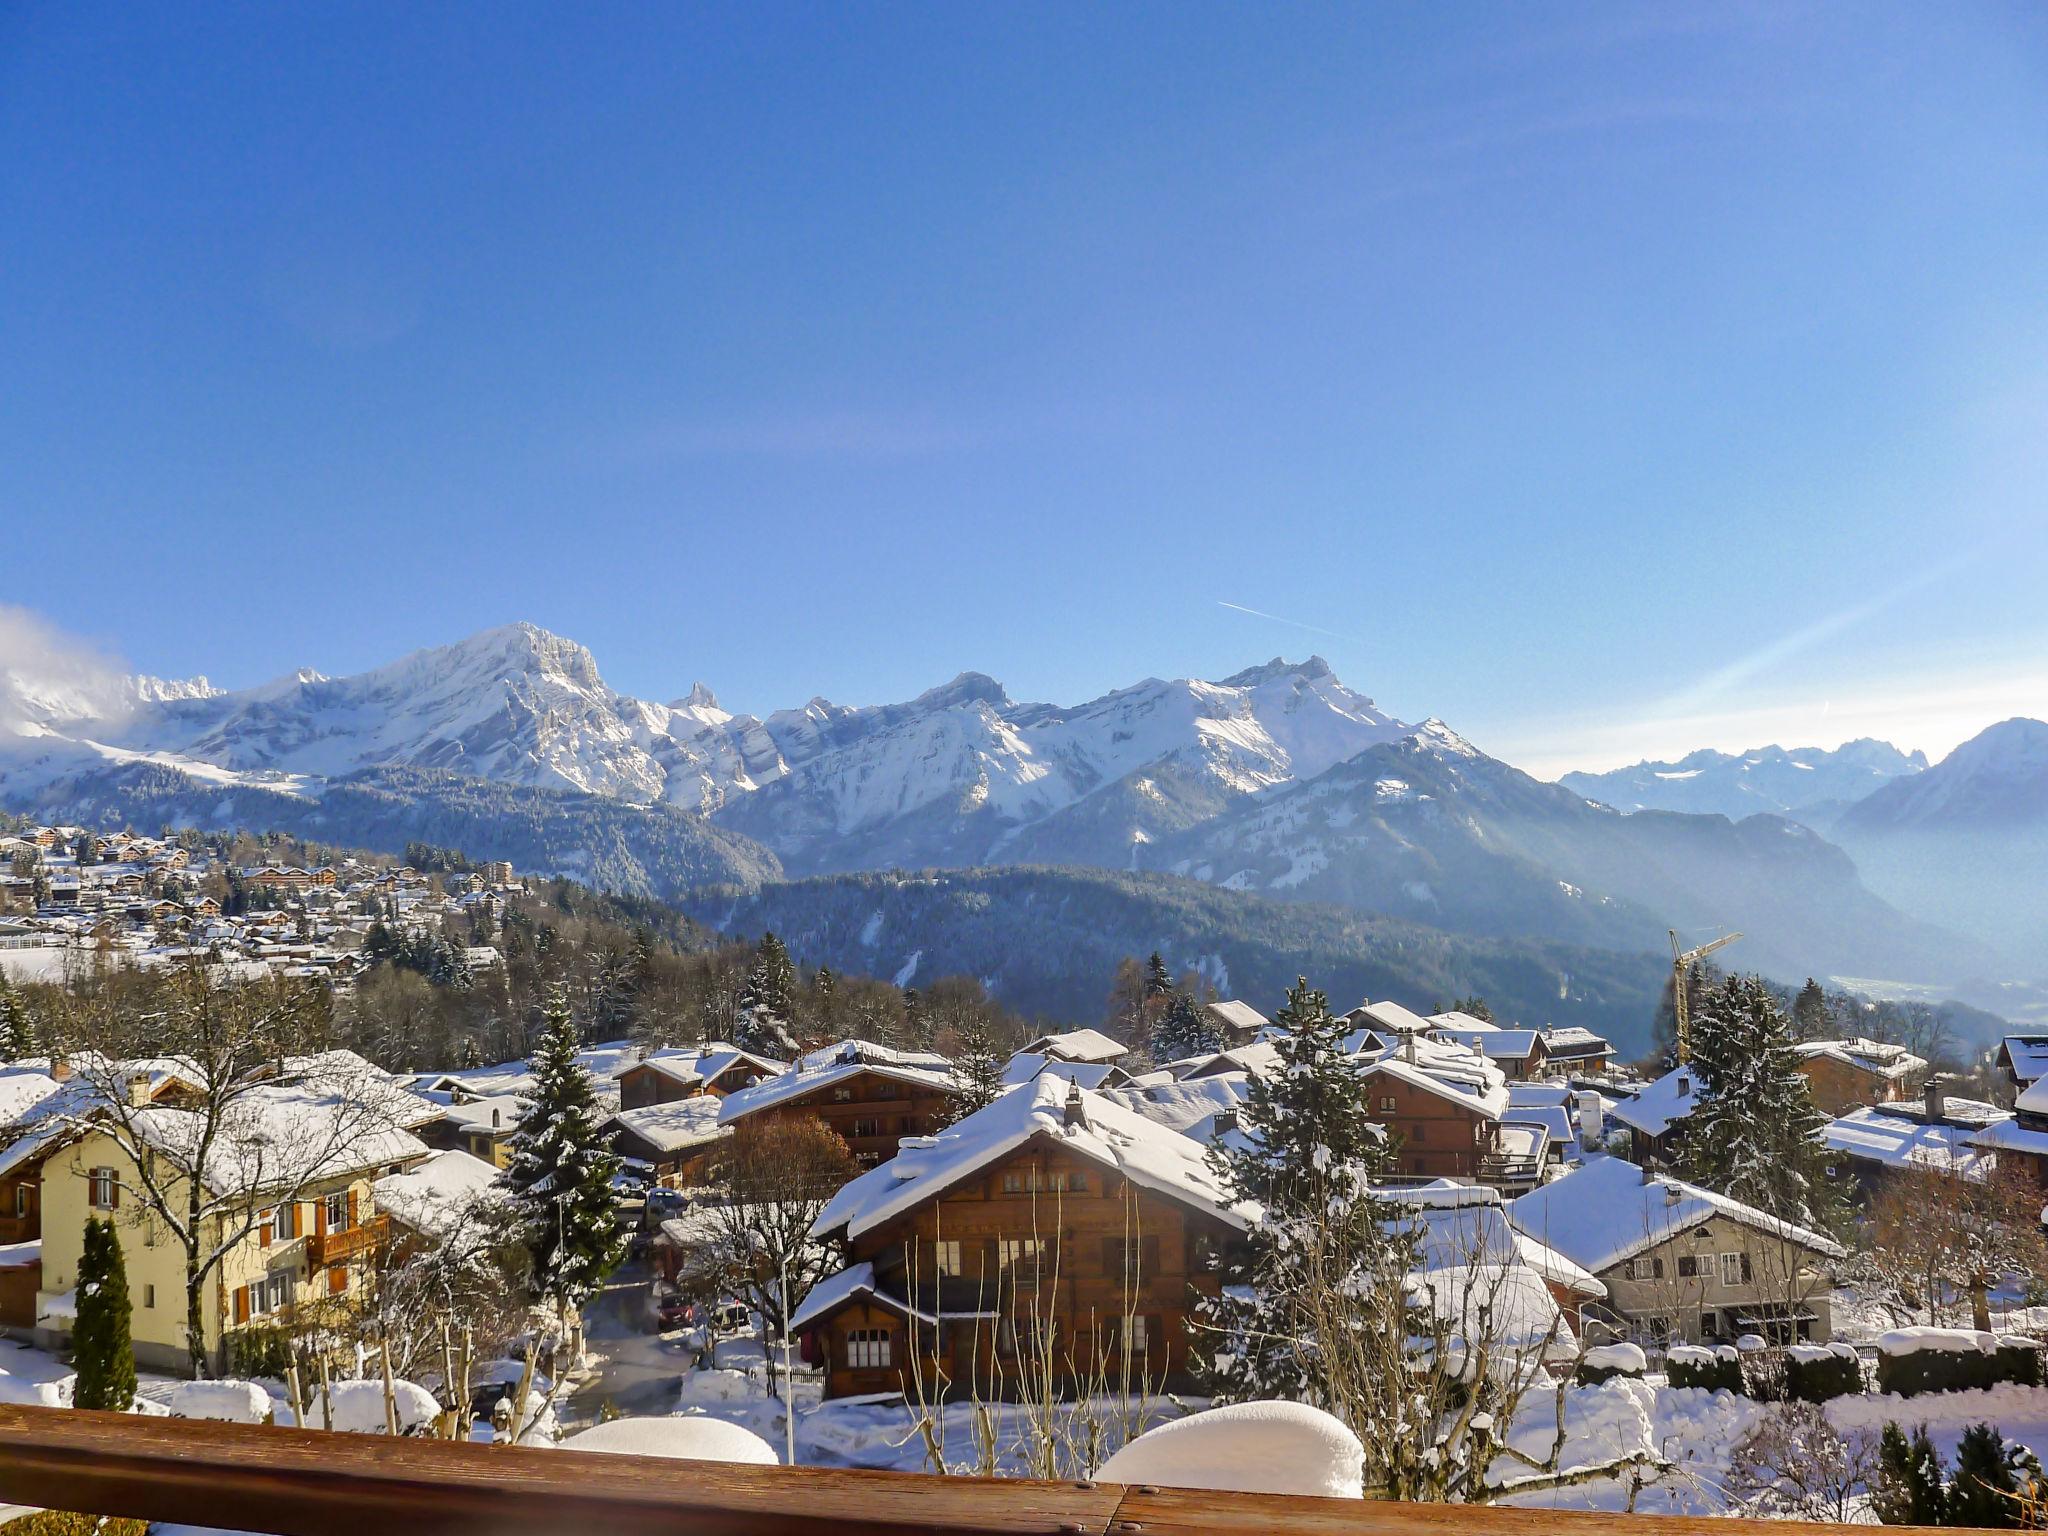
(320, 1379, 443, 1434)
(1666, 1344, 1744, 1395)
(168, 1379, 273, 1424)
(561, 1414, 779, 1465)
(1574, 1341, 1646, 1386)
(1875, 1328, 2041, 1398)
(1094, 1402, 1365, 1499)
(1782, 1342, 1862, 1403)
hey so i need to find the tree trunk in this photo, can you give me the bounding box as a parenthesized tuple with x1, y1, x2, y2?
(186, 1270, 209, 1379)
(1971, 1276, 1993, 1334)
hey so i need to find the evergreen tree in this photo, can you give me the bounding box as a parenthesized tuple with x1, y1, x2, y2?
(505, 987, 628, 1318)
(73, 1217, 136, 1411)
(1792, 977, 1830, 1041)
(1950, 1422, 2020, 1528)
(814, 964, 836, 998)
(0, 973, 33, 1060)
(732, 963, 798, 1056)
(942, 1015, 1009, 1125)
(1198, 976, 1411, 1405)
(1874, 1422, 1947, 1526)
(1446, 994, 1493, 1022)
(1151, 990, 1222, 1063)
(755, 932, 796, 1018)
(1672, 974, 1836, 1228)
(1143, 952, 1172, 999)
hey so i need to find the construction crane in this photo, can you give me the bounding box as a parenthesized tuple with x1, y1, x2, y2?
(1670, 929, 1741, 1064)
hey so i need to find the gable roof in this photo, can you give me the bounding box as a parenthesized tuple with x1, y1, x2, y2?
(1021, 1028, 1126, 1064)
(606, 1096, 729, 1155)
(811, 1076, 1252, 1243)
(1103, 1072, 1253, 1142)
(1506, 1156, 1844, 1275)
(1823, 1105, 1995, 1178)
(2000, 1035, 2048, 1085)
(626, 1043, 786, 1093)
(1538, 1026, 1612, 1058)
(1605, 1067, 1699, 1139)
(718, 1055, 958, 1125)
(1430, 1025, 1542, 1063)
(372, 1149, 505, 1240)
(1362, 1056, 1508, 1120)
(1000, 1053, 1127, 1091)
(1203, 1000, 1267, 1035)
(1795, 1038, 1925, 1080)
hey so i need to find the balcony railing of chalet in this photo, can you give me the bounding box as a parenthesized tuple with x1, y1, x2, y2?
(0, 1405, 1970, 1536)
(306, 1213, 391, 1269)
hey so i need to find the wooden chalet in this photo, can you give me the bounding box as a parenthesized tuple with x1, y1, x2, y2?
(718, 1041, 956, 1168)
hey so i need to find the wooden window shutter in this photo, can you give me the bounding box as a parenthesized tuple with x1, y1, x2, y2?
(259, 1210, 273, 1248)
(328, 1267, 346, 1297)
(314, 1197, 328, 1237)
(109, 1175, 120, 1210)
(233, 1285, 249, 1324)
(346, 1187, 359, 1228)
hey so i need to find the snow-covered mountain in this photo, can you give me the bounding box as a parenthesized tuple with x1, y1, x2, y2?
(3, 623, 1425, 873)
(1836, 718, 2048, 831)
(1559, 739, 1926, 826)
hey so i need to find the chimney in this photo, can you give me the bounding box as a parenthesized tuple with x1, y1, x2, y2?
(1576, 1089, 1604, 1143)
(1924, 1074, 1946, 1123)
(1063, 1081, 1089, 1131)
(1403, 1029, 1418, 1065)
(491, 1107, 502, 1129)
(50, 1054, 72, 1084)
(1675, 1073, 1691, 1097)
(126, 1072, 152, 1108)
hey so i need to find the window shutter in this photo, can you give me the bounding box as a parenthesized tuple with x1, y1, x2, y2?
(328, 1267, 347, 1297)
(315, 1197, 328, 1237)
(234, 1285, 248, 1324)
(259, 1210, 273, 1248)
(346, 1188, 359, 1228)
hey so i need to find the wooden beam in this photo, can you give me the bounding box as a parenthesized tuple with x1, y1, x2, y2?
(0, 1405, 1993, 1536)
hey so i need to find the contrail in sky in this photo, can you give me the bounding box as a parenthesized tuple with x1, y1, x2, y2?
(1216, 600, 1365, 645)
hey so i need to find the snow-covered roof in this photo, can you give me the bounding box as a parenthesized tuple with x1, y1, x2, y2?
(1203, 1000, 1267, 1035)
(628, 1042, 786, 1092)
(794, 1039, 952, 1074)
(607, 1096, 729, 1155)
(1000, 1053, 1124, 1090)
(1540, 1026, 1613, 1057)
(1822, 1105, 1996, 1178)
(1506, 1157, 1844, 1275)
(812, 1077, 1252, 1243)
(1381, 1184, 1605, 1298)
(1605, 1067, 1699, 1139)
(2012, 1077, 2048, 1118)
(1021, 1028, 1126, 1064)
(1363, 1056, 1508, 1120)
(1968, 1116, 2048, 1158)
(2001, 1036, 2048, 1085)
(1431, 1026, 1542, 1063)
(1795, 1038, 1926, 1080)
(371, 1149, 505, 1240)
(422, 1094, 528, 1135)
(1104, 1072, 1252, 1141)
(122, 1086, 430, 1196)
(718, 1053, 958, 1126)
(1347, 999, 1434, 1035)
(1177, 1041, 1281, 1080)
(1427, 1010, 1498, 1032)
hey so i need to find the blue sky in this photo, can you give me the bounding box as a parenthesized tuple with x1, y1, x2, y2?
(3, 3, 2044, 774)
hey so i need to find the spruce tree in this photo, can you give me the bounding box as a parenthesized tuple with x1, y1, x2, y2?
(1950, 1422, 2020, 1528)
(0, 973, 33, 1060)
(1151, 991, 1222, 1063)
(1143, 952, 1172, 999)
(1198, 976, 1411, 1406)
(755, 932, 796, 1018)
(1792, 978, 1830, 1041)
(732, 963, 798, 1056)
(1672, 974, 1835, 1227)
(73, 1217, 136, 1411)
(941, 1016, 1008, 1125)
(505, 987, 628, 1320)
(1874, 1422, 1947, 1525)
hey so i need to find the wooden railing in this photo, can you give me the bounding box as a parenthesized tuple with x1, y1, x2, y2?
(0, 1405, 1984, 1536)
(306, 1214, 391, 1269)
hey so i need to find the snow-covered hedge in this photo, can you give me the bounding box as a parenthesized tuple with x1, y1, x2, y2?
(1874, 1329, 2043, 1398)
(1667, 1344, 1744, 1395)
(1574, 1341, 1647, 1386)
(1094, 1402, 1366, 1499)
(1782, 1342, 1862, 1403)
(168, 1379, 273, 1424)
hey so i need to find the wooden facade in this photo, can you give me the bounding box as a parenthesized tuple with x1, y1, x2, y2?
(1362, 1066, 1500, 1181)
(805, 1133, 1237, 1401)
(616, 1054, 774, 1111)
(1797, 1053, 1913, 1117)
(735, 1069, 954, 1168)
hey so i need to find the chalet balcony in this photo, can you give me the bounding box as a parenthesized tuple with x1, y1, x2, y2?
(305, 1214, 391, 1269)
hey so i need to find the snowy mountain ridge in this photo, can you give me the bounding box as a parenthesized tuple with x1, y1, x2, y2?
(1559, 738, 1928, 825)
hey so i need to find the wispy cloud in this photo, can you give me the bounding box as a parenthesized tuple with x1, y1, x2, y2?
(1216, 599, 1365, 646)
(0, 604, 134, 739)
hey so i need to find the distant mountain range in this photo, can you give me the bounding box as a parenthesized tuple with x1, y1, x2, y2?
(1560, 740, 1927, 827)
(2, 621, 2036, 1009)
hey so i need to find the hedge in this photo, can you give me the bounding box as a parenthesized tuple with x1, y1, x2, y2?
(1783, 1343, 1864, 1402)
(1667, 1344, 1745, 1394)
(1874, 1330, 2044, 1398)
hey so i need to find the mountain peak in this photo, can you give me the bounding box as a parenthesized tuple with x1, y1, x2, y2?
(449, 622, 605, 691)
(675, 682, 721, 711)
(912, 671, 1011, 711)
(1218, 655, 1334, 689)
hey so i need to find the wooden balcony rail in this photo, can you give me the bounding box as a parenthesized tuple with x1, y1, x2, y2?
(0, 1404, 1987, 1536)
(306, 1213, 391, 1269)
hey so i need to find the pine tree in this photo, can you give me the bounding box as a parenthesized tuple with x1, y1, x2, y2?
(505, 987, 628, 1318)
(1151, 991, 1222, 1063)
(732, 963, 798, 1057)
(755, 932, 796, 1018)
(1198, 976, 1411, 1406)
(1446, 994, 1493, 1023)
(1672, 974, 1836, 1228)
(1874, 1422, 1947, 1525)
(814, 965, 836, 998)
(1950, 1422, 2019, 1528)
(1143, 952, 1172, 999)
(73, 1217, 136, 1411)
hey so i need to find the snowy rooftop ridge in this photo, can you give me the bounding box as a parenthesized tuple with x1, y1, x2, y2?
(1794, 1037, 1926, 1078)
(811, 1076, 1253, 1242)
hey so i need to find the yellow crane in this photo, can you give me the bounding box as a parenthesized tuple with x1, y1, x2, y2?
(1670, 929, 1741, 1064)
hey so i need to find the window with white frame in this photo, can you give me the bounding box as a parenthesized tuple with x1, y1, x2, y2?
(1720, 1251, 1751, 1286)
(932, 1240, 963, 1277)
(846, 1328, 891, 1370)
(325, 1191, 350, 1232)
(88, 1167, 117, 1210)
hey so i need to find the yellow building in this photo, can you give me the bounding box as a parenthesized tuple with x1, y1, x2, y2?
(34, 1101, 429, 1376)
